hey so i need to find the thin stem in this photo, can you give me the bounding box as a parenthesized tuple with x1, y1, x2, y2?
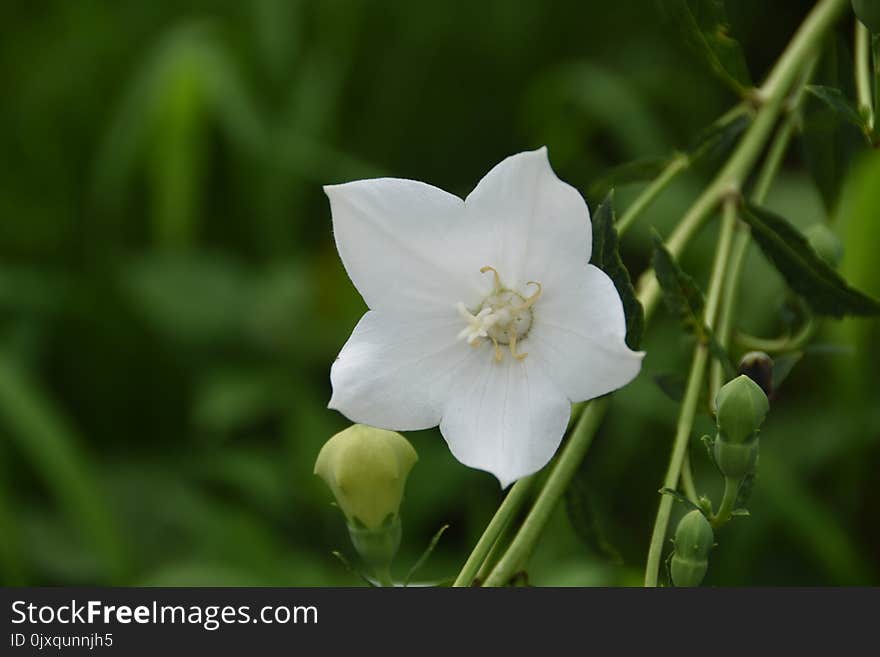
(710, 56, 818, 402)
(680, 451, 699, 505)
(643, 200, 738, 587)
(856, 19, 874, 131)
(616, 153, 690, 237)
(482, 397, 609, 587)
(451, 475, 534, 587)
(735, 316, 817, 353)
(375, 565, 394, 587)
(711, 476, 742, 528)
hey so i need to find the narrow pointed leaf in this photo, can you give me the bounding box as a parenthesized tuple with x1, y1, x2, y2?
(660, 0, 752, 95)
(651, 232, 706, 336)
(689, 110, 751, 168)
(588, 156, 672, 200)
(565, 475, 624, 563)
(805, 85, 869, 135)
(591, 194, 645, 349)
(741, 203, 880, 317)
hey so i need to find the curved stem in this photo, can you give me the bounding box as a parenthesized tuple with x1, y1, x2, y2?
(616, 153, 690, 237)
(644, 200, 738, 587)
(735, 315, 817, 353)
(482, 397, 609, 587)
(680, 451, 700, 505)
(856, 19, 875, 132)
(451, 475, 534, 587)
(710, 476, 742, 528)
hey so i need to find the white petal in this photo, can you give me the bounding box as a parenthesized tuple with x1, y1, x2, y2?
(465, 147, 591, 291)
(325, 178, 489, 315)
(529, 264, 644, 402)
(439, 352, 571, 488)
(329, 310, 474, 430)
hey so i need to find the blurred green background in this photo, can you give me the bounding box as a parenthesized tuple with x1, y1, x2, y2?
(1, 0, 878, 586)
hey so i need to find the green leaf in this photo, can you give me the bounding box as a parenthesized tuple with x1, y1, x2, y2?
(591, 193, 645, 349)
(588, 156, 672, 200)
(800, 36, 868, 213)
(651, 232, 706, 336)
(741, 203, 880, 317)
(734, 460, 758, 509)
(659, 487, 701, 512)
(853, 0, 880, 34)
(660, 0, 752, 95)
(805, 86, 869, 136)
(688, 110, 751, 168)
(565, 475, 624, 563)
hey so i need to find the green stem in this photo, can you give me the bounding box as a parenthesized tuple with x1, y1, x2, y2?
(637, 0, 849, 322)
(616, 153, 690, 237)
(710, 56, 818, 402)
(856, 19, 874, 131)
(711, 476, 743, 528)
(680, 451, 699, 505)
(451, 475, 534, 586)
(482, 397, 609, 587)
(735, 316, 817, 353)
(643, 200, 738, 587)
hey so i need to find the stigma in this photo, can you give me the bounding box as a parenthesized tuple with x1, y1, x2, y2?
(457, 266, 542, 362)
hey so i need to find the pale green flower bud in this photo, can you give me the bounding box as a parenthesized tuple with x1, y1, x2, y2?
(853, 0, 880, 33)
(805, 224, 843, 268)
(314, 424, 417, 531)
(671, 510, 714, 587)
(715, 375, 769, 445)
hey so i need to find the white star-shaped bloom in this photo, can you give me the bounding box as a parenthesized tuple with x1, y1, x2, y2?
(325, 147, 644, 487)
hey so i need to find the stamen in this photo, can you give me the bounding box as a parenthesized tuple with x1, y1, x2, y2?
(509, 333, 528, 360)
(515, 281, 542, 311)
(480, 265, 502, 293)
(490, 336, 503, 362)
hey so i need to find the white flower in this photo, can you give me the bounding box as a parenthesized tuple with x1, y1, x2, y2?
(325, 147, 644, 487)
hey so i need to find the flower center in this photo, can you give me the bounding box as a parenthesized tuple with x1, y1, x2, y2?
(457, 266, 542, 362)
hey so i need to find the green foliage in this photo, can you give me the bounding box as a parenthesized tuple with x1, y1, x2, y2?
(591, 194, 645, 350)
(660, 0, 752, 95)
(805, 85, 871, 138)
(651, 233, 707, 336)
(741, 203, 880, 317)
(589, 157, 672, 200)
(853, 0, 880, 33)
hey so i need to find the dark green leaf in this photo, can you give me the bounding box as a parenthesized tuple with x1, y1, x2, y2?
(591, 193, 645, 349)
(588, 156, 672, 200)
(659, 487, 701, 512)
(853, 0, 880, 34)
(565, 475, 623, 563)
(771, 351, 803, 393)
(688, 110, 751, 168)
(734, 460, 758, 509)
(805, 86, 869, 135)
(800, 36, 867, 212)
(741, 203, 880, 317)
(651, 232, 706, 336)
(660, 0, 752, 95)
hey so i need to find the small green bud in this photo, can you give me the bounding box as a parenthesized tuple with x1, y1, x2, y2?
(715, 375, 769, 445)
(713, 436, 759, 480)
(853, 0, 880, 33)
(314, 424, 417, 531)
(670, 510, 714, 587)
(805, 224, 843, 268)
